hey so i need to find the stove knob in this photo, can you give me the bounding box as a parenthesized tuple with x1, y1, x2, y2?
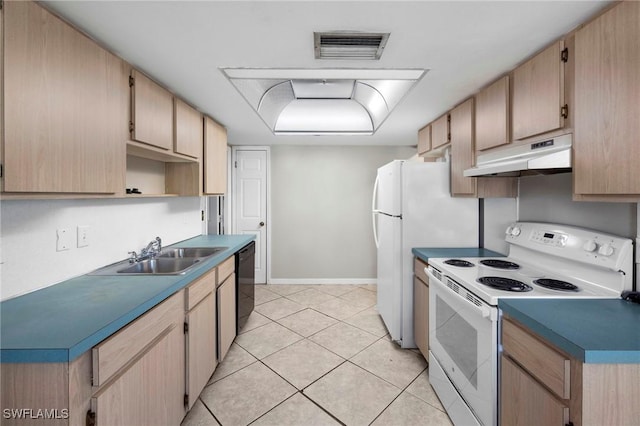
(505, 226, 513, 235)
(511, 227, 521, 236)
(598, 244, 614, 256)
(582, 240, 598, 252)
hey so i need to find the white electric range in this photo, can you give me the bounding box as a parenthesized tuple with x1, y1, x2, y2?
(425, 222, 634, 426)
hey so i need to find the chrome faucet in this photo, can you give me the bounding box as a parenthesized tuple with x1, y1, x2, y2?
(129, 237, 162, 263)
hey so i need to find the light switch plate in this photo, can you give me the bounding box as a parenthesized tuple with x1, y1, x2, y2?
(56, 228, 72, 251)
(77, 225, 90, 248)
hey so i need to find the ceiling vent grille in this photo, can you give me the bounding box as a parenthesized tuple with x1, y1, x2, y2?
(314, 32, 390, 60)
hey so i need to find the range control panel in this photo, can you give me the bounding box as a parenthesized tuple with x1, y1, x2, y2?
(505, 222, 633, 272)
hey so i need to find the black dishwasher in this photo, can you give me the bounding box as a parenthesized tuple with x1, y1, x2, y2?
(235, 241, 255, 333)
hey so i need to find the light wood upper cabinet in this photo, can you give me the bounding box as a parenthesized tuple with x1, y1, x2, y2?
(475, 76, 510, 151)
(573, 1, 640, 199)
(174, 99, 203, 159)
(450, 99, 477, 196)
(3, 1, 127, 194)
(512, 41, 565, 141)
(431, 114, 450, 149)
(204, 116, 228, 195)
(130, 69, 173, 151)
(417, 125, 431, 155)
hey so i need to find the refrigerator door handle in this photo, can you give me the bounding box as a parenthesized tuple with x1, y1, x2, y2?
(372, 175, 380, 248)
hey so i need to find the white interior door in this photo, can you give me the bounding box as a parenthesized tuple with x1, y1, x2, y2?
(233, 149, 268, 283)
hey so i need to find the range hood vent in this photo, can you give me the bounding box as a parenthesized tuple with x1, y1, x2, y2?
(464, 134, 573, 177)
(314, 32, 390, 60)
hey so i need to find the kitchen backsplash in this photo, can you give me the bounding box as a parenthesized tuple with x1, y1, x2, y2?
(0, 197, 203, 300)
(518, 174, 637, 238)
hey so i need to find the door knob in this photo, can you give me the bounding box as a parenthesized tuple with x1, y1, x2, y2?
(259, 221, 265, 227)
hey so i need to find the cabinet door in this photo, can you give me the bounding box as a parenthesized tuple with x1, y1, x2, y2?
(417, 125, 431, 155)
(501, 355, 569, 426)
(450, 99, 477, 196)
(204, 116, 228, 195)
(174, 99, 203, 159)
(186, 292, 217, 410)
(512, 41, 564, 140)
(475, 76, 510, 151)
(217, 273, 237, 362)
(3, 1, 127, 193)
(92, 324, 185, 426)
(574, 1, 640, 197)
(431, 114, 450, 149)
(413, 276, 429, 358)
(130, 70, 173, 151)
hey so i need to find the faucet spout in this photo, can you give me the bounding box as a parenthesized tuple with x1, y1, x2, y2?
(130, 237, 162, 263)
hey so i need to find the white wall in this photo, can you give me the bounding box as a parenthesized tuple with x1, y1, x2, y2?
(269, 145, 414, 282)
(483, 198, 517, 255)
(518, 174, 637, 238)
(0, 197, 202, 300)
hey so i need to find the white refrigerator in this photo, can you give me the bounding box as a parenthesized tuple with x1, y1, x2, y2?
(372, 160, 479, 348)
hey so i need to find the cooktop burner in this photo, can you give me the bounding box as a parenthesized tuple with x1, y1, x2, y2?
(444, 259, 475, 267)
(480, 259, 521, 270)
(533, 278, 579, 292)
(477, 276, 533, 292)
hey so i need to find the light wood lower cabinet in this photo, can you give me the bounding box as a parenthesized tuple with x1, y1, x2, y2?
(217, 272, 237, 362)
(413, 258, 429, 358)
(90, 291, 185, 425)
(501, 316, 640, 426)
(185, 269, 217, 410)
(501, 355, 569, 426)
(91, 323, 185, 425)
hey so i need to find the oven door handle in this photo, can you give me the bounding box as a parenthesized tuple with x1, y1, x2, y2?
(426, 267, 492, 318)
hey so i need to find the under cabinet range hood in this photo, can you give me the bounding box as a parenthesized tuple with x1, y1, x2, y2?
(464, 133, 572, 177)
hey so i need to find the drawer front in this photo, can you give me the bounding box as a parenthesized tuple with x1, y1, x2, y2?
(414, 258, 429, 284)
(217, 256, 235, 287)
(186, 268, 216, 310)
(92, 290, 183, 387)
(502, 318, 570, 399)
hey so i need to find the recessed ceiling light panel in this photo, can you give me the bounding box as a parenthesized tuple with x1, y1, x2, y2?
(222, 68, 427, 136)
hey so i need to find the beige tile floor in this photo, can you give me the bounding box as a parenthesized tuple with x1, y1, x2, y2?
(182, 284, 452, 426)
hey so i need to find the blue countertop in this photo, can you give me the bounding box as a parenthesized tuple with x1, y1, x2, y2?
(412, 247, 505, 262)
(500, 299, 640, 364)
(0, 235, 254, 363)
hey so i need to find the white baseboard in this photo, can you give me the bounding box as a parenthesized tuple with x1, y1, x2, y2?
(267, 278, 377, 285)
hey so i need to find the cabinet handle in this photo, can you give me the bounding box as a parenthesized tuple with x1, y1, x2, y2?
(560, 104, 569, 119)
(259, 221, 265, 227)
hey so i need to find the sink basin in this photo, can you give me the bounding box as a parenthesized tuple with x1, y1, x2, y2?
(117, 258, 200, 275)
(88, 246, 228, 276)
(159, 247, 227, 259)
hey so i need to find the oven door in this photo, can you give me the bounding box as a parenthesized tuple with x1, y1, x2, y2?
(427, 267, 498, 426)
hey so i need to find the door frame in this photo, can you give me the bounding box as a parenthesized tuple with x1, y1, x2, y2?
(231, 146, 271, 284)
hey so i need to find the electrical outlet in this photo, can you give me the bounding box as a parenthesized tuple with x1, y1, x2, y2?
(56, 228, 72, 251)
(77, 225, 90, 248)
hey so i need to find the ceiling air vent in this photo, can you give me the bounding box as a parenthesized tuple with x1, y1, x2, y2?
(314, 32, 390, 60)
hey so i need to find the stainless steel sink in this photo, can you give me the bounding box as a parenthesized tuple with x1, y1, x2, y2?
(159, 247, 227, 259)
(88, 246, 228, 276)
(117, 258, 201, 274)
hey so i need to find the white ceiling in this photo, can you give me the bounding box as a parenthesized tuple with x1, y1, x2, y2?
(42, 0, 610, 147)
